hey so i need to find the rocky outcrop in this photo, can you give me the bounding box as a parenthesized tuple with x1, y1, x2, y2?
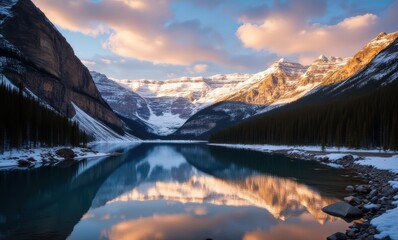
(223, 60, 308, 105)
(222, 56, 349, 105)
(0, 0, 122, 130)
(91, 71, 151, 121)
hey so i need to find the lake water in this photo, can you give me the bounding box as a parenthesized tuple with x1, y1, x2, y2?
(0, 143, 363, 240)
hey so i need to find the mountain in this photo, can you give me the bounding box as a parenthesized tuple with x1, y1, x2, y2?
(95, 73, 253, 135)
(0, 0, 133, 141)
(176, 32, 398, 140)
(91, 71, 158, 139)
(172, 56, 348, 139)
(321, 31, 398, 86)
(209, 33, 398, 149)
(94, 57, 347, 139)
(221, 59, 308, 104)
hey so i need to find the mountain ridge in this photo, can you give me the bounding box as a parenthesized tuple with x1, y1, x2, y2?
(0, 0, 137, 142)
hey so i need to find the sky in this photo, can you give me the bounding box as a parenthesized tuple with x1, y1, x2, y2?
(31, 0, 398, 80)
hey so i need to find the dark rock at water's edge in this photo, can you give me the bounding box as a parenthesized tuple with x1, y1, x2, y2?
(344, 196, 361, 206)
(55, 148, 76, 159)
(322, 201, 363, 219)
(17, 159, 33, 167)
(0, 0, 123, 131)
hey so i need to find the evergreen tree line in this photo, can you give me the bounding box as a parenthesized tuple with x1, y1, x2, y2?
(210, 80, 398, 150)
(0, 80, 88, 152)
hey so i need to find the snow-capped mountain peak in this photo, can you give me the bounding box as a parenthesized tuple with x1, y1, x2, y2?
(93, 32, 398, 138)
(318, 54, 327, 61)
(93, 55, 347, 136)
(300, 55, 349, 84)
(321, 31, 398, 86)
(93, 72, 254, 135)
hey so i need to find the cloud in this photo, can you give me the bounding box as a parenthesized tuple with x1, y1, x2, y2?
(193, 64, 208, 73)
(237, 13, 378, 61)
(185, 63, 209, 75)
(32, 0, 236, 66)
(100, 58, 113, 64)
(236, 0, 398, 64)
(81, 60, 96, 67)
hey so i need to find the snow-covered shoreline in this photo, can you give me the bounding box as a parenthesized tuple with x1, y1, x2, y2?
(211, 143, 398, 240)
(209, 143, 397, 154)
(0, 146, 111, 169)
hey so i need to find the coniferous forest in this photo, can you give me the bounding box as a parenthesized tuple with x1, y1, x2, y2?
(0, 81, 88, 152)
(210, 81, 398, 150)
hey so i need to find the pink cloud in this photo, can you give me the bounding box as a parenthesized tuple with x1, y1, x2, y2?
(236, 0, 398, 64)
(81, 60, 96, 67)
(193, 64, 208, 73)
(32, 0, 233, 66)
(237, 13, 380, 64)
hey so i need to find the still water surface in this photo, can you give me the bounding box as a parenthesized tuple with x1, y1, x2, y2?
(0, 143, 363, 240)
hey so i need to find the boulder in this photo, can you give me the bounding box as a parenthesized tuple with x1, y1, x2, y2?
(322, 202, 363, 218)
(342, 155, 354, 161)
(327, 232, 347, 240)
(368, 189, 377, 198)
(345, 185, 354, 192)
(355, 185, 370, 194)
(344, 196, 361, 205)
(18, 159, 32, 167)
(55, 148, 76, 159)
(27, 157, 36, 162)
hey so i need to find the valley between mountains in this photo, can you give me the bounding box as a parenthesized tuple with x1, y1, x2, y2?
(2, 0, 397, 143)
(1, 1, 398, 240)
(93, 31, 398, 141)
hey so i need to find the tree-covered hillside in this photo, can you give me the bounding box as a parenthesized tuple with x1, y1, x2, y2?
(210, 80, 398, 150)
(0, 80, 88, 151)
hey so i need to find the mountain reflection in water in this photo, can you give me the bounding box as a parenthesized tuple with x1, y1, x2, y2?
(0, 143, 361, 240)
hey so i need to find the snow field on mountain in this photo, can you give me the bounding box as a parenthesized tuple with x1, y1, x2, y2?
(72, 103, 138, 143)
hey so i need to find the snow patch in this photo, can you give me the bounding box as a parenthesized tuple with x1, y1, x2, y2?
(356, 155, 398, 240)
(324, 163, 342, 168)
(210, 144, 395, 154)
(364, 203, 380, 210)
(0, 146, 108, 169)
(357, 155, 398, 173)
(0, 75, 17, 91)
(371, 180, 398, 240)
(71, 103, 138, 143)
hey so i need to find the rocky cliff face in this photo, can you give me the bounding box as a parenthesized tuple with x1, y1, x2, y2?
(321, 32, 398, 86)
(222, 57, 349, 105)
(172, 56, 348, 139)
(91, 71, 150, 121)
(0, 0, 122, 130)
(315, 36, 398, 98)
(104, 73, 253, 135)
(223, 60, 308, 105)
